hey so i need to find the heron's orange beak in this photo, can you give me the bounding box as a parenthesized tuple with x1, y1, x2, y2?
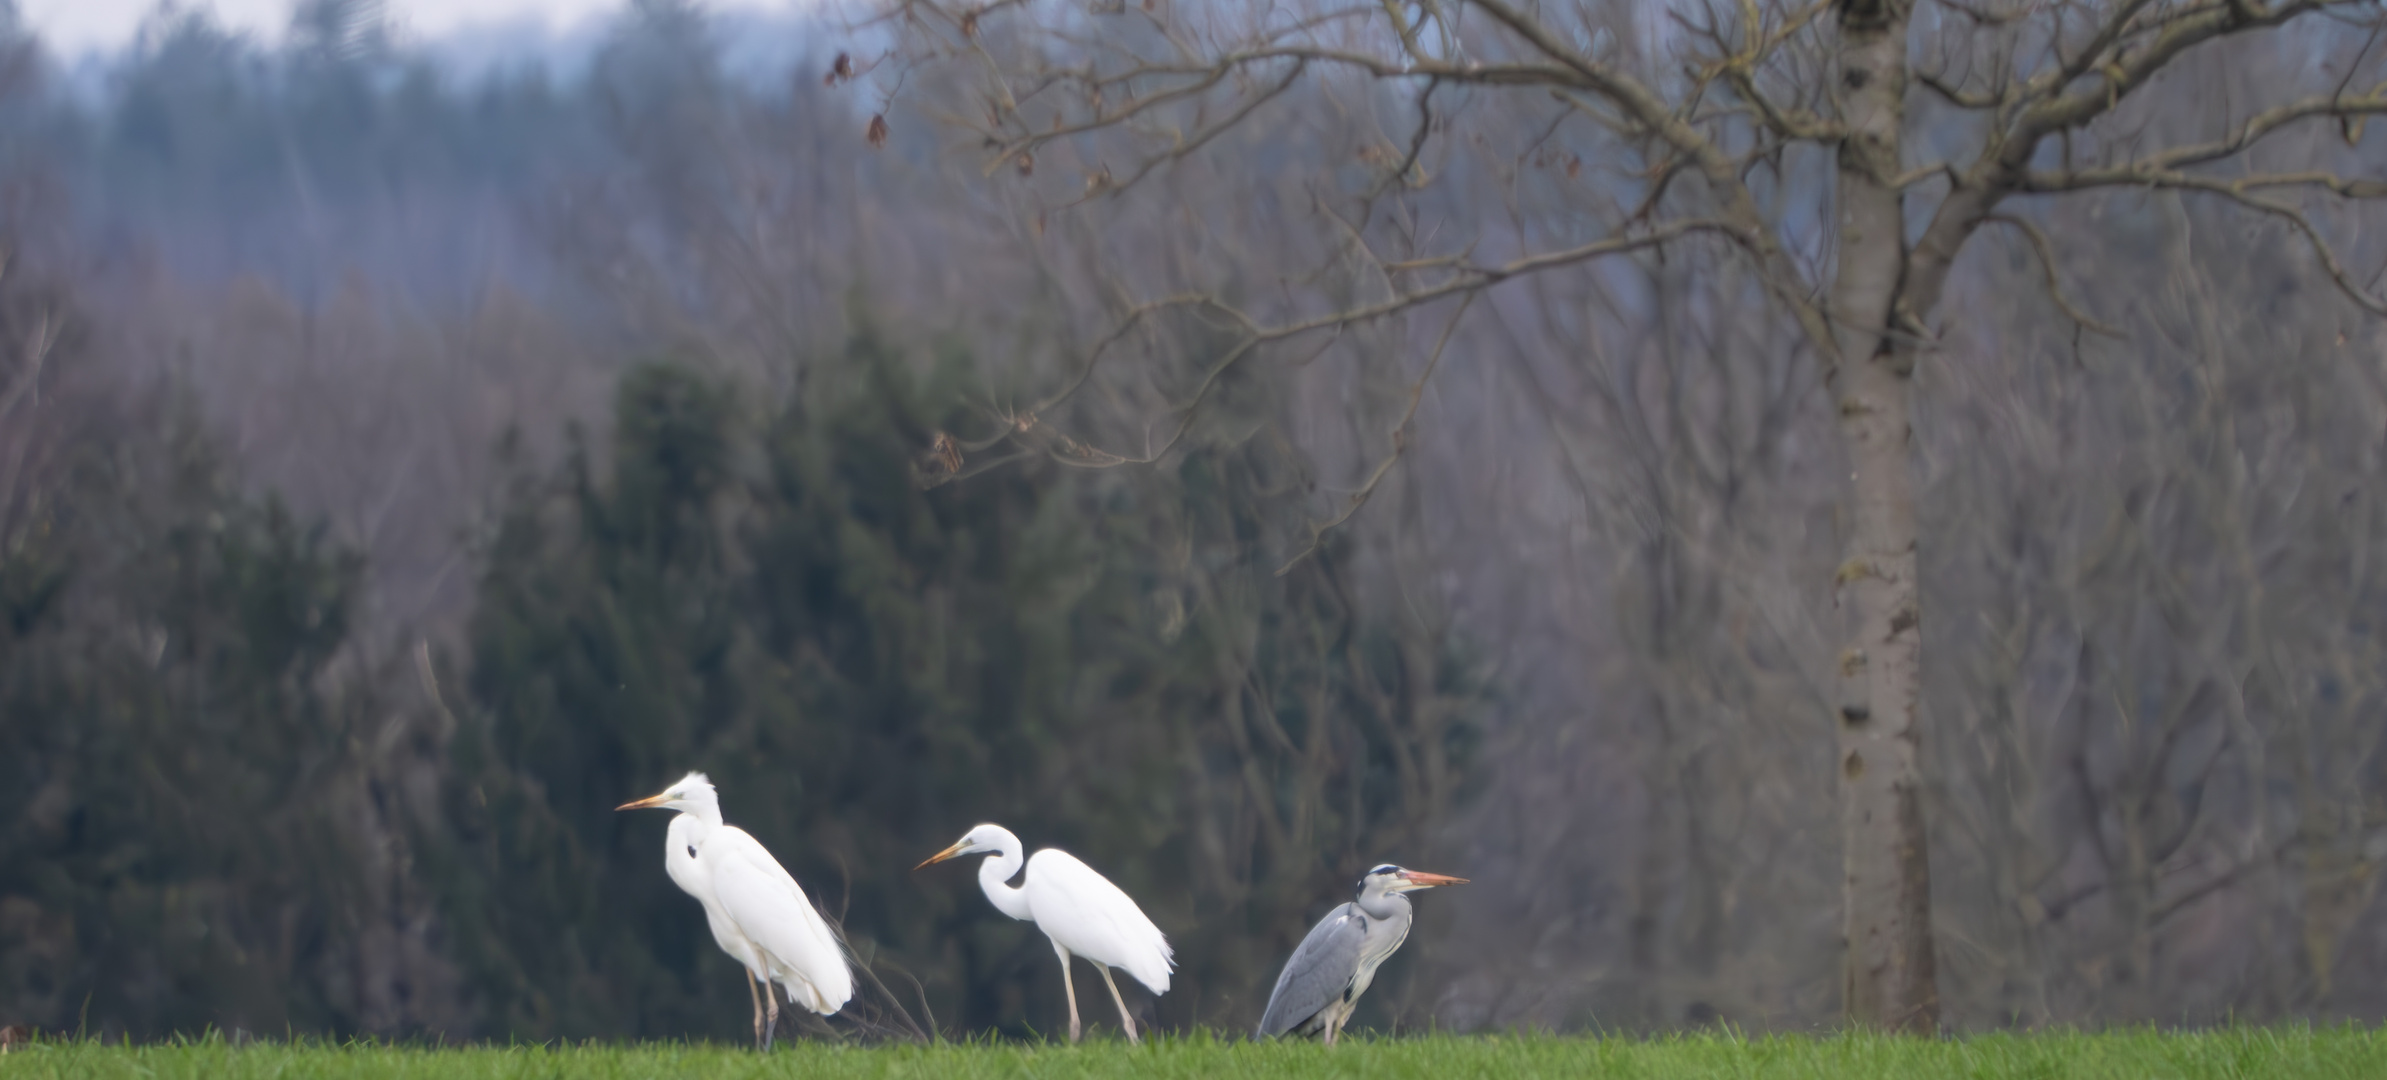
(1398, 870, 1469, 888)
(615, 791, 672, 811)
(914, 840, 968, 871)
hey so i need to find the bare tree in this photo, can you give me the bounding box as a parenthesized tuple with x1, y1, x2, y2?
(865, 0, 2387, 1029)
(1918, 165, 2387, 1024)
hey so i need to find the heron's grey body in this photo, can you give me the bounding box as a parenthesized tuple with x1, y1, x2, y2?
(1256, 864, 1464, 1044)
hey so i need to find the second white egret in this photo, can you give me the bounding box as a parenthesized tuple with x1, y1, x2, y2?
(917, 823, 1174, 1043)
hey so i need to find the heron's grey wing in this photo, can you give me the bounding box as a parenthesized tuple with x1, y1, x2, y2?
(1256, 903, 1367, 1037)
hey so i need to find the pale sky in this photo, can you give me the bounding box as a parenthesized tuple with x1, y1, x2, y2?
(23, 0, 784, 58)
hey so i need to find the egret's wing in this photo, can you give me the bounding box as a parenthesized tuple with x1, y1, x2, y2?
(1256, 903, 1366, 1038)
(709, 827, 856, 1014)
(1024, 849, 1175, 993)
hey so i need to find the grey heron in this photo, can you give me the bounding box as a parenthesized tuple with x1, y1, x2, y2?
(917, 823, 1175, 1043)
(618, 773, 854, 1049)
(1255, 864, 1468, 1045)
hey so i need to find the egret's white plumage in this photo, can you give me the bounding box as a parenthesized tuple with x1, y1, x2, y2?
(620, 773, 853, 1048)
(919, 823, 1173, 1043)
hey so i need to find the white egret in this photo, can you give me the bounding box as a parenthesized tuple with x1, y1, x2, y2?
(916, 824, 1173, 1043)
(617, 772, 854, 1048)
(1255, 864, 1468, 1045)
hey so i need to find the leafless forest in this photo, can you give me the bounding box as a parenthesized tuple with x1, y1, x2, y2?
(2, 0, 2386, 1042)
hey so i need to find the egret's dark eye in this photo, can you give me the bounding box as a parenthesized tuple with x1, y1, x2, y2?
(687, 845, 698, 858)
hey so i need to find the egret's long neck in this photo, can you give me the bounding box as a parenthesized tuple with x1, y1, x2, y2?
(678, 792, 724, 827)
(674, 811, 719, 841)
(976, 829, 1033, 921)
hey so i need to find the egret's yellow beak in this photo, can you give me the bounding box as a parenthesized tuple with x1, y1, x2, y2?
(616, 792, 672, 812)
(1398, 870, 1469, 888)
(915, 840, 969, 871)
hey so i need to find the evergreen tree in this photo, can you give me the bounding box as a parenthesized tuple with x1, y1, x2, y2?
(0, 392, 381, 1037)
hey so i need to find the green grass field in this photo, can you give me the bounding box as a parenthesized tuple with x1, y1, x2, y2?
(2, 1028, 2383, 1079)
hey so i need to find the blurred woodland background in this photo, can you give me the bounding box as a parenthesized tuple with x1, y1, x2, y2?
(2, 0, 2387, 1043)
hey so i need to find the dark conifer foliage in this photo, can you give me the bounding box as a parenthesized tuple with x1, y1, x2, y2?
(0, 379, 392, 1036)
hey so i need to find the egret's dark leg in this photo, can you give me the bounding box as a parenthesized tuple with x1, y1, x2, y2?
(1094, 965, 1139, 1045)
(1053, 942, 1083, 1042)
(747, 970, 768, 1050)
(763, 981, 781, 1052)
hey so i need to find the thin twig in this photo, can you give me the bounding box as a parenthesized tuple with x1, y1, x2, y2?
(1980, 213, 2123, 337)
(1276, 291, 1476, 576)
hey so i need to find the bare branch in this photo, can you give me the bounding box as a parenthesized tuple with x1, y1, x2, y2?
(1901, 1, 2379, 342)
(2019, 168, 2387, 316)
(1916, 70, 2003, 110)
(1980, 213, 2124, 337)
(1714, 0, 1842, 141)
(2043, 0, 2165, 108)
(1894, 161, 1961, 190)
(0, 305, 56, 420)
(1014, 218, 1743, 468)
(1469, 0, 1736, 171)
(1275, 291, 1476, 576)
(2119, 88, 2387, 174)
(2008, 1, 2358, 148)
(1095, 58, 1312, 197)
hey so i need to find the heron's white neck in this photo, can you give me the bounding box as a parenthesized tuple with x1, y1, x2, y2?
(1356, 882, 1414, 921)
(974, 826, 1033, 921)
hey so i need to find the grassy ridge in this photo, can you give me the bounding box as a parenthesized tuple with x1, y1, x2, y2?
(3, 1029, 2383, 1079)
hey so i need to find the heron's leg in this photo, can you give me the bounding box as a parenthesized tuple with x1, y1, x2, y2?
(1053, 942, 1083, 1043)
(763, 980, 782, 1052)
(1323, 1007, 1343, 1047)
(746, 969, 767, 1051)
(1093, 965, 1139, 1045)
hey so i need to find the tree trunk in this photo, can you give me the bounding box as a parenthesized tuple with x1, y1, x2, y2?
(1831, 346, 1937, 1033)
(1829, 0, 1939, 1033)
